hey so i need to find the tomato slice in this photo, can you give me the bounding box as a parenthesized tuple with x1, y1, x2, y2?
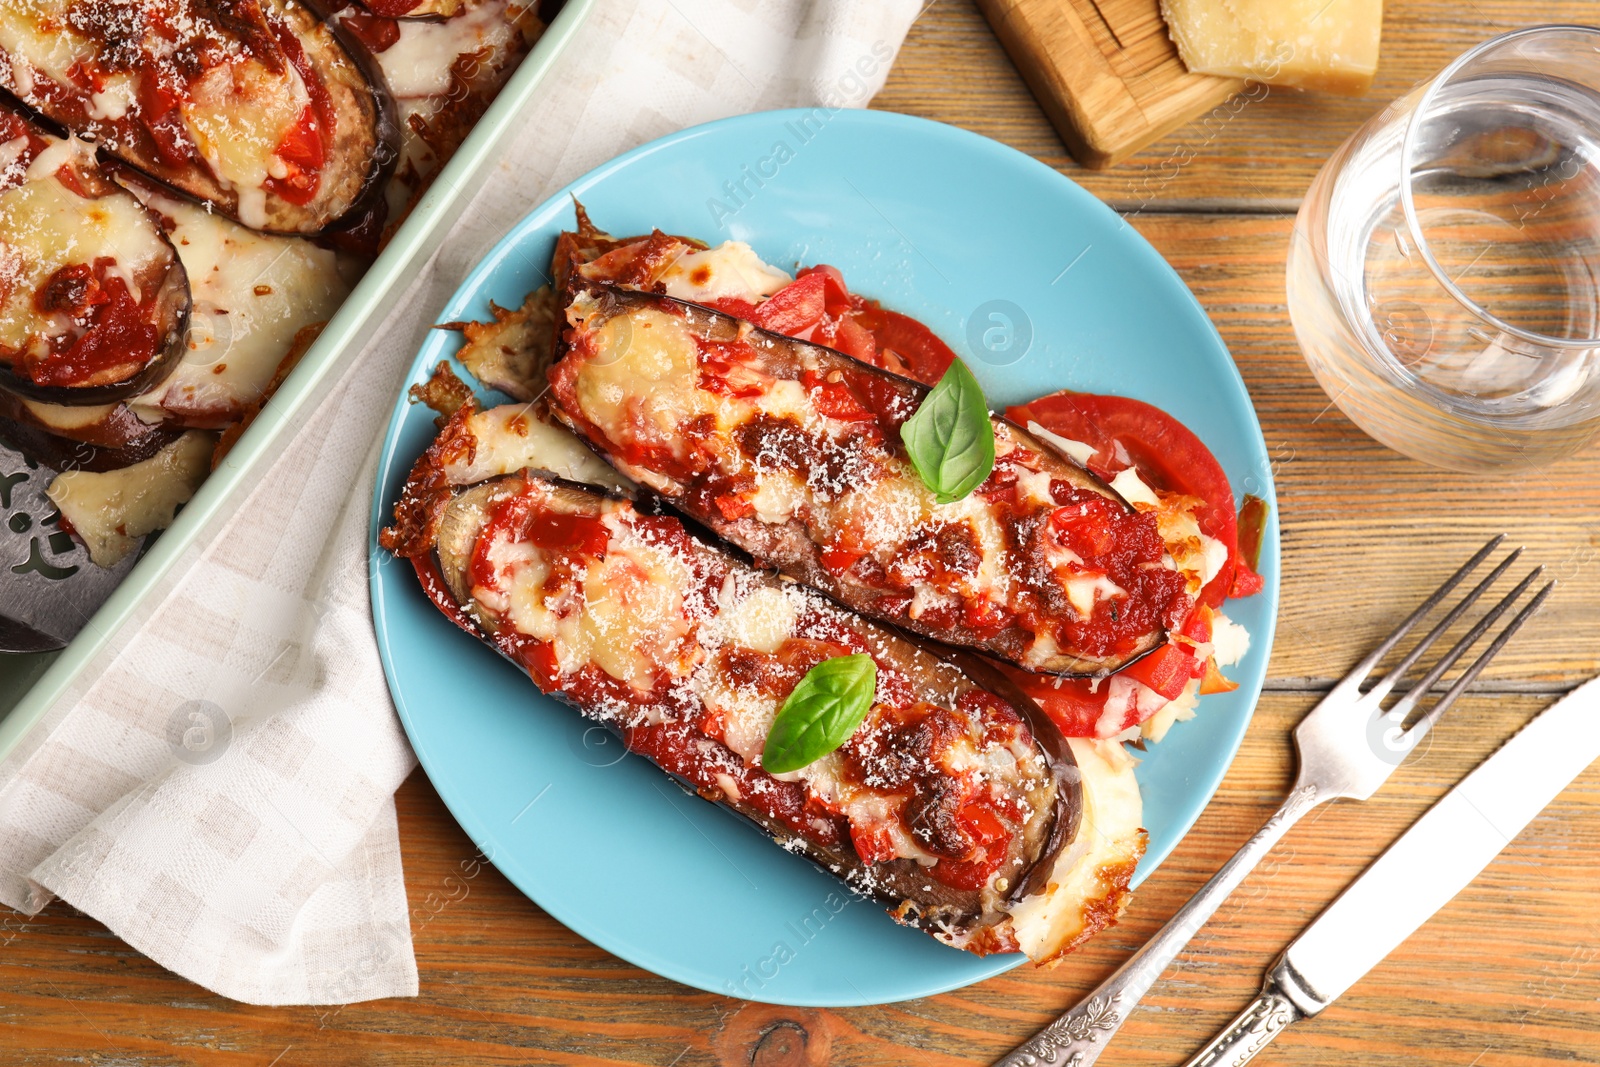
(764, 264, 955, 383)
(847, 298, 956, 386)
(1008, 391, 1242, 608)
(1005, 669, 1118, 738)
(798, 263, 850, 307)
(275, 106, 326, 171)
(829, 312, 878, 364)
(1116, 643, 1196, 701)
(749, 272, 827, 337)
(708, 296, 759, 321)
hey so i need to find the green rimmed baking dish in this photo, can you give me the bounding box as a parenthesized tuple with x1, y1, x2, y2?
(0, 0, 594, 762)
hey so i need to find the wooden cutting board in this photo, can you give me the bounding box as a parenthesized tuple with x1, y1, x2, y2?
(975, 0, 1245, 168)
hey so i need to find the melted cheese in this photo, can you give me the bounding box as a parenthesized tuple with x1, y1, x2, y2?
(1142, 678, 1202, 744)
(714, 581, 798, 655)
(658, 242, 793, 305)
(353, 0, 535, 221)
(1006, 738, 1144, 962)
(446, 405, 629, 491)
(484, 505, 696, 691)
(1025, 421, 1097, 466)
(182, 58, 308, 229)
(126, 183, 348, 426)
(45, 431, 214, 567)
(694, 574, 804, 761)
(571, 303, 706, 466)
(0, 8, 95, 90)
(1066, 572, 1127, 618)
(1109, 466, 1160, 508)
(1211, 611, 1251, 666)
(377, 2, 528, 100)
(19, 397, 120, 432)
(0, 166, 170, 354)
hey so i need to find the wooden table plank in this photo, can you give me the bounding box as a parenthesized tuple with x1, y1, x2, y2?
(3, 690, 1597, 1066)
(876, 0, 1600, 209)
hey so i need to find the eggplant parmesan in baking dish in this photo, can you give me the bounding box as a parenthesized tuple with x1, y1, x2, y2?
(0, 96, 189, 404)
(382, 377, 1147, 961)
(0, 0, 399, 233)
(1, 0, 552, 583)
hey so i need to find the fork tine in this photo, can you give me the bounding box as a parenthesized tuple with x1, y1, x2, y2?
(1346, 534, 1505, 684)
(1385, 565, 1545, 726)
(1363, 547, 1521, 705)
(1402, 580, 1556, 745)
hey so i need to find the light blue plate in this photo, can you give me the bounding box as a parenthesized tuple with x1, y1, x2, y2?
(370, 109, 1279, 1007)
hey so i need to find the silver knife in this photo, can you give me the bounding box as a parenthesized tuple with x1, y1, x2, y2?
(1184, 673, 1600, 1066)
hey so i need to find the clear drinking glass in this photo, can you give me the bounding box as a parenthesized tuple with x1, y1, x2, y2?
(1288, 25, 1600, 472)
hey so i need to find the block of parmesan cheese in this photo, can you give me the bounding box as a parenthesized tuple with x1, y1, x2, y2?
(1160, 0, 1383, 95)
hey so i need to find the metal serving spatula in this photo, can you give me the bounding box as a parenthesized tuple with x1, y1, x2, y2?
(0, 438, 136, 652)
(1183, 671, 1600, 1065)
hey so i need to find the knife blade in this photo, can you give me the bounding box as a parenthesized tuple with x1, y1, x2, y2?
(1186, 673, 1600, 1067)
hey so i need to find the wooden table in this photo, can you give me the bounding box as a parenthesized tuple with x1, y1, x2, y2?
(6, 3, 1600, 1064)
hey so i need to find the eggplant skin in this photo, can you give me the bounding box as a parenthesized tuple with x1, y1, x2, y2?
(380, 383, 1093, 959)
(0, 415, 181, 473)
(0, 0, 400, 235)
(0, 390, 177, 454)
(0, 96, 191, 406)
(547, 282, 1180, 677)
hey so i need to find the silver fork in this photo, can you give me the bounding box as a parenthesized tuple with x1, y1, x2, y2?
(992, 535, 1552, 1067)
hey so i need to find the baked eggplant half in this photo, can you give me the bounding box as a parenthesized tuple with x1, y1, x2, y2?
(0, 0, 400, 234)
(381, 381, 1148, 961)
(0, 97, 190, 404)
(546, 283, 1192, 676)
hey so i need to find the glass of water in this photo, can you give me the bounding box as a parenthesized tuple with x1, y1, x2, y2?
(1288, 25, 1600, 472)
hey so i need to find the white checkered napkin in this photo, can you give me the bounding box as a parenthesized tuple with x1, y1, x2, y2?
(0, 0, 923, 1006)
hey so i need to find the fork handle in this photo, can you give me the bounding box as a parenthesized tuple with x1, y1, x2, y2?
(1181, 984, 1304, 1067)
(991, 782, 1322, 1067)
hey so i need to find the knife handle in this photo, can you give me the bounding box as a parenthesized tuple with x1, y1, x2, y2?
(1182, 985, 1303, 1067)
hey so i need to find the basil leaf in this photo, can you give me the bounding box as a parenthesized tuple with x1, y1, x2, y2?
(761, 653, 878, 774)
(900, 358, 996, 504)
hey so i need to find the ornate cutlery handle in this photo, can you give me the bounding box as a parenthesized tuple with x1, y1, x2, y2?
(1182, 986, 1303, 1067)
(991, 783, 1321, 1067)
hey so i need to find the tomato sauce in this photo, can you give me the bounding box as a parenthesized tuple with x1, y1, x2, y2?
(17, 259, 163, 388)
(265, 14, 336, 207)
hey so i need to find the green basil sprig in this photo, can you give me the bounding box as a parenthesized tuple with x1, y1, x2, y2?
(900, 358, 996, 504)
(761, 653, 878, 774)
